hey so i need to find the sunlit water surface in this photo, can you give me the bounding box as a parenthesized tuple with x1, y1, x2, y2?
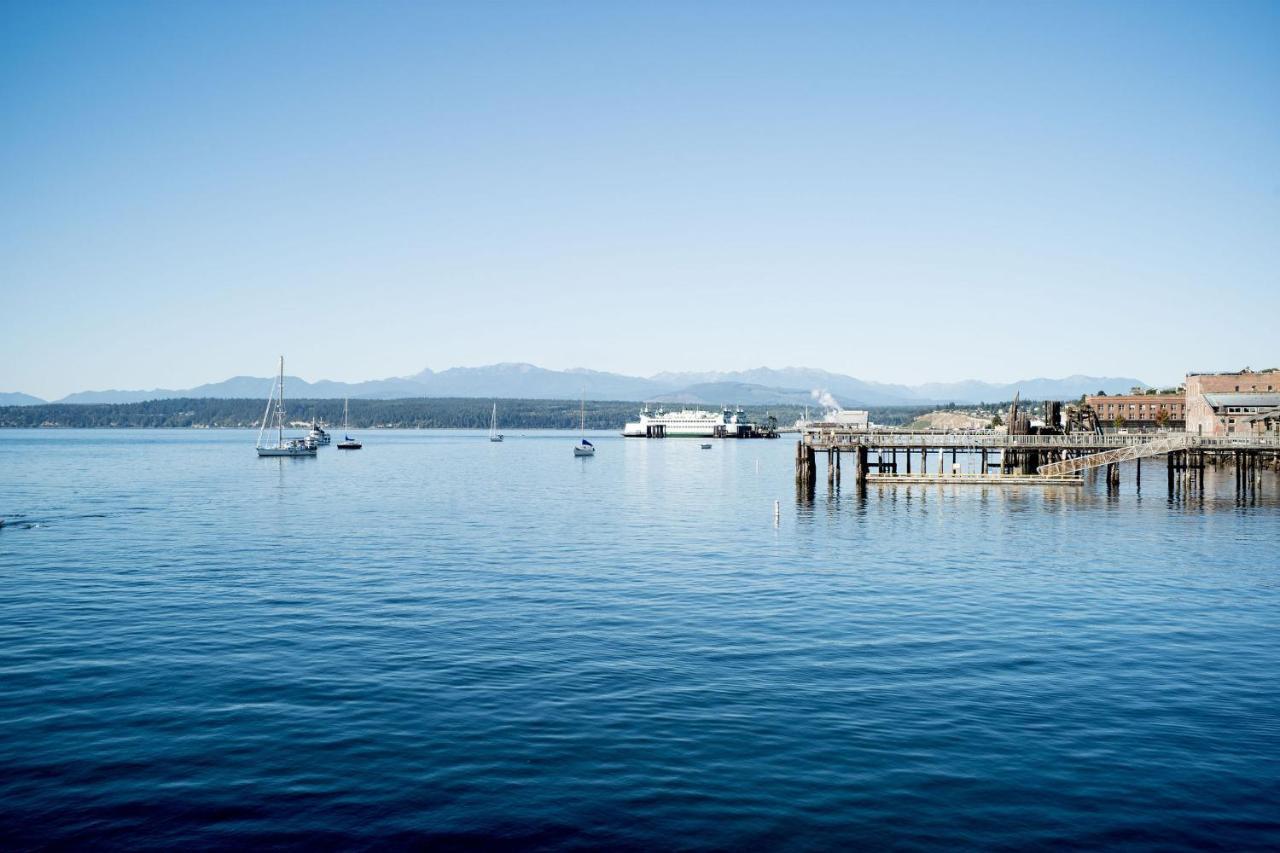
(1, 429, 1278, 849)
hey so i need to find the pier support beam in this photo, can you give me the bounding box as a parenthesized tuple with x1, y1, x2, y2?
(795, 441, 817, 499)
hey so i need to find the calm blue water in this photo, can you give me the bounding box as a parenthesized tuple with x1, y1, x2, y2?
(1, 429, 1278, 849)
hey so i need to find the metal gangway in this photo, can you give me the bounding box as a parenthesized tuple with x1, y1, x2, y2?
(1036, 433, 1194, 476)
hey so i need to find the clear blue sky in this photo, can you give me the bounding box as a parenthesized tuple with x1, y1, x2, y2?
(2, 0, 1277, 399)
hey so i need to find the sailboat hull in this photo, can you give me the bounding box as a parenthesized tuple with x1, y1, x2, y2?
(257, 446, 317, 457)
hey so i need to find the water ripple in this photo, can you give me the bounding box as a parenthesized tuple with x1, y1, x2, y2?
(1, 429, 1277, 849)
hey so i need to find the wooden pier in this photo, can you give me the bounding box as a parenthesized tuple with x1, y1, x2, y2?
(867, 472, 1084, 486)
(796, 428, 1280, 497)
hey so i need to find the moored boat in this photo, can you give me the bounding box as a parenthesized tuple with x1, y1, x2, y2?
(308, 421, 331, 446)
(256, 357, 317, 458)
(574, 391, 595, 457)
(258, 438, 317, 457)
(489, 402, 504, 442)
(336, 398, 362, 450)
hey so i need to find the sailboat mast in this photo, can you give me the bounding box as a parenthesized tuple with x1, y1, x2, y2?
(277, 355, 285, 447)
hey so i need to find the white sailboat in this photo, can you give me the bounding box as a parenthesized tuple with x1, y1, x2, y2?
(256, 356, 317, 457)
(489, 402, 504, 442)
(574, 391, 595, 457)
(337, 398, 362, 449)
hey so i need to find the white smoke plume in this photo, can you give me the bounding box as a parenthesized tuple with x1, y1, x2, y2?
(811, 389, 842, 413)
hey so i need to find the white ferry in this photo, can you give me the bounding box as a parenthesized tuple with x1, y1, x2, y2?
(623, 405, 754, 438)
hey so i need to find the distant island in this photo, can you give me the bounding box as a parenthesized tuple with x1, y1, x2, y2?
(0, 397, 964, 430)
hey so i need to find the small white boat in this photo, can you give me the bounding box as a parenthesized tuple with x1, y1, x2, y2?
(308, 421, 331, 446)
(336, 398, 362, 450)
(489, 402, 504, 442)
(256, 357, 317, 458)
(574, 391, 595, 457)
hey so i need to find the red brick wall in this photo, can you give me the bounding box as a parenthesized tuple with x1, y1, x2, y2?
(1086, 394, 1183, 426)
(1185, 371, 1280, 435)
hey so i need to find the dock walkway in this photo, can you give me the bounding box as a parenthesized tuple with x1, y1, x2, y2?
(867, 472, 1083, 486)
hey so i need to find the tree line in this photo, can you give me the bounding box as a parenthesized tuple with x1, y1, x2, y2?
(0, 397, 937, 430)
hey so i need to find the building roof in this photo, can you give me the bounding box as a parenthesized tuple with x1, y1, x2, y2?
(1202, 393, 1280, 408)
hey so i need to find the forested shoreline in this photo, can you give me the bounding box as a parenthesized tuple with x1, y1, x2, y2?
(0, 398, 936, 430)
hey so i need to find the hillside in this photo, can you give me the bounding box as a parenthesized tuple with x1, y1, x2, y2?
(906, 411, 993, 431)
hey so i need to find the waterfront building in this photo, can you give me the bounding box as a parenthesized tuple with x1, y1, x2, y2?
(1085, 393, 1184, 429)
(793, 409, 870, 431)
(819, 410, 870, 429)
(1185, 369, 1280, 436)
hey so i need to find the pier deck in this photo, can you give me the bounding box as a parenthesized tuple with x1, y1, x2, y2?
(802, 429, 1279, 453)
(796, 428, 1280, 496)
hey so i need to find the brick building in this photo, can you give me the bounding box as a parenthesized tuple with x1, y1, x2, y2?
(1086, 393, 1184, 429)
(1185, 369, 1280, 436)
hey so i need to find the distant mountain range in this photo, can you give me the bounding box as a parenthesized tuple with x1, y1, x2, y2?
(0, 392, 47, 406)
(5, 364, 1147, 407)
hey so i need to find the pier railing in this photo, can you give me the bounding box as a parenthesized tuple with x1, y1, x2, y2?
(801, 429, 1280, 451)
